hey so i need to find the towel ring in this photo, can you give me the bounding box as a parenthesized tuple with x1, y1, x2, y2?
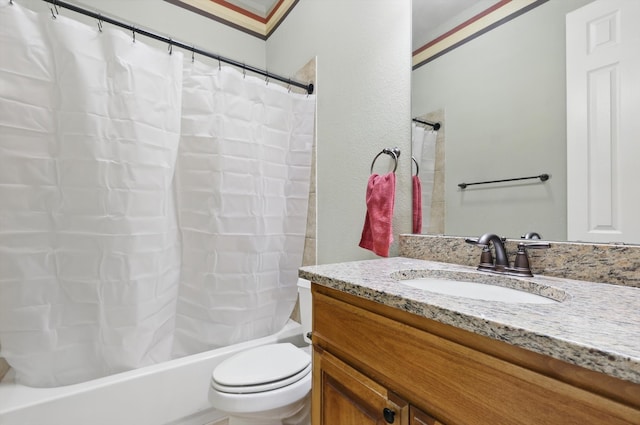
(411, 156, 419, 177)
(370, 148, 400, 174)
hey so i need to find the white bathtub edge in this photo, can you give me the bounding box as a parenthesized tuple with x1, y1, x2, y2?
(0, 320, 304, 425)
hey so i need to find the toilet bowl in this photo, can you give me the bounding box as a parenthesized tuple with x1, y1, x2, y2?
(208, 279, 313, 425)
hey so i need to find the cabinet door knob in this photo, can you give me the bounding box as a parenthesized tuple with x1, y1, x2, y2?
(383, 407, 395, 423)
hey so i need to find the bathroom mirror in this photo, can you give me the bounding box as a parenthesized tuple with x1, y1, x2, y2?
(411, 0, 614, 242)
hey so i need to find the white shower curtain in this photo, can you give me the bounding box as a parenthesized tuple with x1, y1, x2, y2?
(0, 1, 315, 387)
(173, 62, 314, 356)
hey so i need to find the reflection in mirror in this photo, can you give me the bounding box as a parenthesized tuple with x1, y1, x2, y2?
(412, 111, 444, 235)
(412, 0, 601, 242)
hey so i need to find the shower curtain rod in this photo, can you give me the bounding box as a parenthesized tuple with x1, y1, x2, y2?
(37, 0, 314, 94)
(413, 118, 441, 130)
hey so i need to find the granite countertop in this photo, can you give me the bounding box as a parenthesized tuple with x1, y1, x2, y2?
(299, 257, 640, 385)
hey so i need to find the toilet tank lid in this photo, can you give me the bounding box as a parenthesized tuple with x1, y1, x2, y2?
(212, 343, 311, 387)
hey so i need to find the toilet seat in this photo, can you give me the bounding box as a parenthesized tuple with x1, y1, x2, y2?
(211, 343, 311, 394)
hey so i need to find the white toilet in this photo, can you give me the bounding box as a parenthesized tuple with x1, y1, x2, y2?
(208, 279, 313, 425)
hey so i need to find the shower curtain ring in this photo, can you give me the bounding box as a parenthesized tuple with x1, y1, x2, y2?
(242, 64, 246, 78)
(132, 27, 136, 43)
(167, 38, 173, 55)
(97, 15, 103, 32)
(265, 74, 269, 85)
(191, 46, 195, 63)
(218, 58, 221, 70)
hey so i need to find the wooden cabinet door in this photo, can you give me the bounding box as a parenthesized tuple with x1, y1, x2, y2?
(410, 406, 446, 425)
(312, 346, 408, 425)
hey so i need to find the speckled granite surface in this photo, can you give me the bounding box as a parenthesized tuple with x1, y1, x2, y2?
(399, 234, 640, 287)
(299, 257, 640, 385)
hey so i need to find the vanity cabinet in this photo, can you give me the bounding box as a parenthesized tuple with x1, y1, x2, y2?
(313, 346, 408, 424)
(311, 284, 640, 425)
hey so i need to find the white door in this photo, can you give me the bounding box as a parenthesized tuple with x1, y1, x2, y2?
(566, 0, 640, 244)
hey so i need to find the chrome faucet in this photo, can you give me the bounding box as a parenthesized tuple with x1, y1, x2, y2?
(466, 233, 550, 276)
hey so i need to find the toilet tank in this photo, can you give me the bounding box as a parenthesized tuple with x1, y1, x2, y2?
(297, 278, 312, 344)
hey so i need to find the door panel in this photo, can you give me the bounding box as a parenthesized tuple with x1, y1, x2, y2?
(567, 0, 640, 243)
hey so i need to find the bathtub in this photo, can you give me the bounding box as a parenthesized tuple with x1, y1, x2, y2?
(0, 320, 305, 425)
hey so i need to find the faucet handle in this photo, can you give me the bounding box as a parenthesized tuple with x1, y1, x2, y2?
(511, 243, 534, 276)
(465, 238, 495, 271)
(478, 246, 494, 271)
(521, 241, 551, 249)
(511, 242, 551, 277)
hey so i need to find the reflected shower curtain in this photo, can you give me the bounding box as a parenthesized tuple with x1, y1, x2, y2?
(412, 124, 437, 230)
(0, 2, 315, 387)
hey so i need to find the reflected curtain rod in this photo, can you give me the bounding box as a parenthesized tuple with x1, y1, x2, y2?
(412, 118, 441, 130)
(36, 0, 314, 94)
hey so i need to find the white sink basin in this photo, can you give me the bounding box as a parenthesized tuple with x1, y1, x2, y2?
(400, 278, 558, 304)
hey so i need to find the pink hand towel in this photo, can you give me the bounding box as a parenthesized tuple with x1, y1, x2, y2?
(412, 175, 422, 234)
(359, 172, 396, 257)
